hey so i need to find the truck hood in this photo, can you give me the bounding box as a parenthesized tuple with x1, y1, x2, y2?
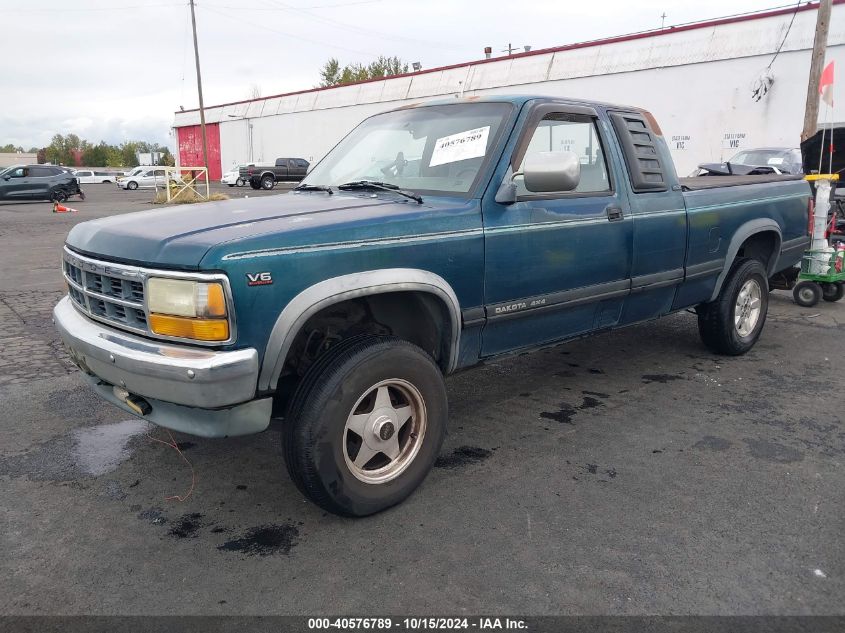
(65, 192, 456, 269)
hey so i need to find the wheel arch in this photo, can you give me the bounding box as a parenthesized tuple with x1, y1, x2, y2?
(258, 269, 462, 392)
(709, 220, 782, 302)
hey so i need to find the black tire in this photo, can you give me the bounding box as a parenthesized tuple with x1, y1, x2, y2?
(127, 181, 138, 190)
(793, 281, 822, 307)
(249, 179, 261, 190)
(227, 184, 235, 187)
(697, 258, 769, 355)
(50, 190, 67, 203)
(236, 178, 245, 187)
(283, 336, 447, 517)
(822, 282, 844, 302)
(260, 175, 275, 190)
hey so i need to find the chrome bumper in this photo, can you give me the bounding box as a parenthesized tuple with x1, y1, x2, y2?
(54, 296, 272, 437)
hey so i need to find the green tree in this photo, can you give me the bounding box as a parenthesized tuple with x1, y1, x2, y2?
(158, 147, 176, 166)
(81, 141, 111, 167)
(0, 143, 24, 152)
(318, 55, 409, 87)
(45, 134, 74, 165)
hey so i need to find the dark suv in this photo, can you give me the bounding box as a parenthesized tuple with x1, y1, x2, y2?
(0, 164, 84, 202)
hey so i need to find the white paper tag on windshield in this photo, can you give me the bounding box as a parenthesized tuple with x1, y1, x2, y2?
(429, 126, 490, 167)
(767, 157, 784, 165)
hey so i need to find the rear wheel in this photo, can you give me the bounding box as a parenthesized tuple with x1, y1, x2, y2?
(50, 190, 67, 203)
(793, 281, 822, 307)
(697, 258, 769, 355)
(822, 282, 844, 302)
(283, 336, 447, 517)
(261, 175, 275, 190)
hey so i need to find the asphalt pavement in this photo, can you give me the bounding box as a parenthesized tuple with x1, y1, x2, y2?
(1, 183, 843, 615)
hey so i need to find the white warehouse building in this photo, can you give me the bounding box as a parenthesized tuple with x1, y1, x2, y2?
(173, 1, 845, 180)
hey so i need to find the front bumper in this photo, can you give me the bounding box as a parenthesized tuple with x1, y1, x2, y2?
(53, 296, 271, 437)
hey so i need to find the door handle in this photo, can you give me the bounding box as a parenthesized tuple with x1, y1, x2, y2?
(606, 205, 624, 221)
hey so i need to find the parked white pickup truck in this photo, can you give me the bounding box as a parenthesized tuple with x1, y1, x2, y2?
(73, 170, 116, 184)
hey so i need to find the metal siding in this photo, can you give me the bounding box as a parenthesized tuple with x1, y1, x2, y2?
(177, 123, 222, 180)
(173, 4, 845, 176)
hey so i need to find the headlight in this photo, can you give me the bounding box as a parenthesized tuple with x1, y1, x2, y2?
(146, 278, 229, 342)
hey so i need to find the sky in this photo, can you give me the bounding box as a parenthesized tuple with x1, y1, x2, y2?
(1, 0, 799, 150)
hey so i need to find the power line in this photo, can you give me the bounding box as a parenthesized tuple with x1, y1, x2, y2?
(257, 0, 467, 51)
(204, 0, 382, 9)
(202, 5, 383, 57)
(767, 0, 803, 69)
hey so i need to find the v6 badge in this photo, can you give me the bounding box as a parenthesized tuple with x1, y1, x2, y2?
(246, 272, 273, 286)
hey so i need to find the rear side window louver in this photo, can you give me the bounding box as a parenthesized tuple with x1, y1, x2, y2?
(609, 111, 667, 193)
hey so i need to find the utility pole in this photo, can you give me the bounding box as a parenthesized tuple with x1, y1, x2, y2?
(189, 0, 209, 180)
(801, 0, 832, 142)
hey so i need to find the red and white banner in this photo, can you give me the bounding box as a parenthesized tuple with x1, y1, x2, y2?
(819, 60, 834, 107)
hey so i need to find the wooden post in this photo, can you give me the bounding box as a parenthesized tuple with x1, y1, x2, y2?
(189, 0, 209, 181)
(801, 0, 833, 142)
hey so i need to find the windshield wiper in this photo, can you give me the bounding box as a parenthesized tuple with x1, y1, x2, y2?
(337, 180, 423, 204)
(294, 183, 333, 194)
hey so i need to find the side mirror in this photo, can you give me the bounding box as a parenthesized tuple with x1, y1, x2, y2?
(2, 176, 9, 181)
(522, 151, 581, 193)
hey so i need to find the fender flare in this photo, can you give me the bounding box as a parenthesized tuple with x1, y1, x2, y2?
(258, 269, 462, 392)
(708, 219, 782, 302)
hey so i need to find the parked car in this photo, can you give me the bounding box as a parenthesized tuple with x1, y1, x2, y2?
(221, 166, 246, 187)
(55, 96, 810, 516)
(116, 166, 152, 187)
(1, 164, 84, 202)
(693, 147, 803, 176)
(118, 168, 172, 190)
(73, 169, 116, 184)
(239, 157, 308, 190)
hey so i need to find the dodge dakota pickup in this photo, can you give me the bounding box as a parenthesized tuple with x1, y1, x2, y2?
(55, 96, 811, 516)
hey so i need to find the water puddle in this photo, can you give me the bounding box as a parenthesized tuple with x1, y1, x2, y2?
(72, 419, 151, 476)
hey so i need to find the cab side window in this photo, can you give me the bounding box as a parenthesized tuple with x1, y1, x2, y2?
(515, 115, 611, 197)
(30, 166, 53, 177)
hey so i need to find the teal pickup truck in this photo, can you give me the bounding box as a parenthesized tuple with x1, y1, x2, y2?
(55, 96, 811, 516)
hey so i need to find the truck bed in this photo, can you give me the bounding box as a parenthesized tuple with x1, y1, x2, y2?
(679, 174, 804, 190)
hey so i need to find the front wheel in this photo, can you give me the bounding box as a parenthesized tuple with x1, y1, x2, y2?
(793, 281, 822, 307)
(260, 175, 275, 190)
(283, 336, 447, 517)
(236, 178, 245, 187)
(697, 258, 769, 355)
(127, 181, 138, 190)
(249, 179, 261, 190)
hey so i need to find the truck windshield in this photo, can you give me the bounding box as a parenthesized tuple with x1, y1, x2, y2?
(729, 150, 790, 167)
(302, 102, 512, 196)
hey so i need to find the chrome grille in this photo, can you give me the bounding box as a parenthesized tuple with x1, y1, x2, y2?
(62, 250, 149, 335)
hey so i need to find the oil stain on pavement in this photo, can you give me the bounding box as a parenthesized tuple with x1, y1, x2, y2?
(218, 523, 300, 556)
(435, 445, 492, 469)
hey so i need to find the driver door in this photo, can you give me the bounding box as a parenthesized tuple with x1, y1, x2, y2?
(481, 104, 633, 356)
(2, 167, 33, 199)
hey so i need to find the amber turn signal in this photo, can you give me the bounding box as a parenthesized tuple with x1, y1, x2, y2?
(149, 314, 229, 342)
